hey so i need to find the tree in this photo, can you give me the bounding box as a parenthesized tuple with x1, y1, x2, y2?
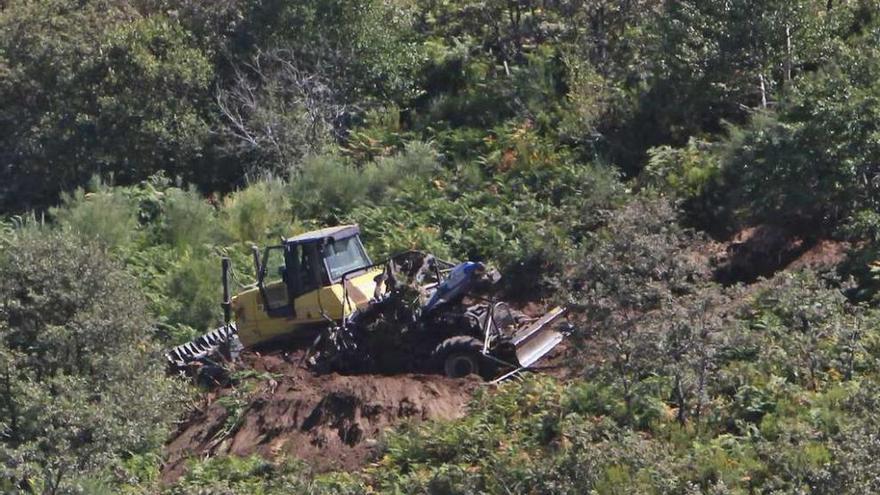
(0, 1, 215, 212)
(0, 228, 183, 493)
(748, 271, 865, 390)
(607, 0, 835, 175)
(700, 24, 880, 234)
(568, 197, 711, 423)
(655, 291, 731, 426)
(217, 49, 346, 173)
(229, 0, 421, 104)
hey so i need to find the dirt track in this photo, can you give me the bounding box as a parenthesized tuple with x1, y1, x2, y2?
(162, 352, 480, 482)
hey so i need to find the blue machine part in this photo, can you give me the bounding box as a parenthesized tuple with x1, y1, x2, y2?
(422, 261, 483, 314)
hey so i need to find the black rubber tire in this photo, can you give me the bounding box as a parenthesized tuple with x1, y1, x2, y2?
(196, 363, 230, 388)
(433, 336, 485, 378)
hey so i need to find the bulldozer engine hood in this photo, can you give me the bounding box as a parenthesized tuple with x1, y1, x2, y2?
(233, 267, 383, 348)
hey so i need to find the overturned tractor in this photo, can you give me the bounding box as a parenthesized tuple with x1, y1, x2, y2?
(165, 225, 570, 382)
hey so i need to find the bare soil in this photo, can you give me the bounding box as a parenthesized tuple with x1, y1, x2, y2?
(162, 351, 480, 483)
(712, 224, 848, 283)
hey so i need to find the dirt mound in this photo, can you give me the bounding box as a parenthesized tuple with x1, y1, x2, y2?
(713, 225, 807, 283)
(712, 225, 848, 284)
(162, 353, 479, 482)
(787, 239, 849, 271)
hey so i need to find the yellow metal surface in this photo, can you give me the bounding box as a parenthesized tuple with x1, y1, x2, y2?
(233, 267, 382, 347)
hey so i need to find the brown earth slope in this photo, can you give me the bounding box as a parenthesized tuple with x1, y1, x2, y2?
(162, 352, 480, 482)
(712, 224, 848, 283)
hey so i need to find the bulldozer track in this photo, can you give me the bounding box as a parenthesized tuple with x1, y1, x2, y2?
(165, 323, 239, 369)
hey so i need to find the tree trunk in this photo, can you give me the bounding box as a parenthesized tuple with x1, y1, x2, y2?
(784, 24, 792, 83)
(674, 373, 687, 425)
(759, 73, 768, 108)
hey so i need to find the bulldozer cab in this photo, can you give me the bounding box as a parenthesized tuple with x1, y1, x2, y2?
(234, 225, 381, 347)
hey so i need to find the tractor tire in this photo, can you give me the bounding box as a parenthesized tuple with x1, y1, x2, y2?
(433, 336, 491, 379)
(195, 362, 230, 388)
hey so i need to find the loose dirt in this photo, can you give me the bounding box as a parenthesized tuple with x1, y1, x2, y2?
(712, 224, 848, 284)
(162, 352, 480, 483)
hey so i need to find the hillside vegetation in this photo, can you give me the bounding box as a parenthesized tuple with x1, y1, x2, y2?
(4, 0, 880, 493)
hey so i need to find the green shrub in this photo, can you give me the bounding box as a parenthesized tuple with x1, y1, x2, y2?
(164, 252, 224, 335)
(290, 154, 371, 222)
(161, 187, 219, 250)
(161, 455, 365, 495)
(642, 138, 728, 231)
(0, 227, 183, 493)
(222, 179, 294, 244)
(290, 141, 441, 223)
(52, 179, 139, 250)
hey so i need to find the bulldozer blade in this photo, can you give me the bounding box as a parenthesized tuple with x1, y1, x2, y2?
(511, 306, 567, 369)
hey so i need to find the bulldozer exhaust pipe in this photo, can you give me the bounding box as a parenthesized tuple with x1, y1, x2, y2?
(221, 257, 231, 324)
(251, 245, 262, 281)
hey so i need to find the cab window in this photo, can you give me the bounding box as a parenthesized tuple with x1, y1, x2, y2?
(324, 236, 370, 281)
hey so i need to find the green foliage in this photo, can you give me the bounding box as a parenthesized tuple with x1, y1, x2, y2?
(51, 179, 140, 250)
(840, 206, 880, 305)
(656, 22, 880, 234)
(290, 142, 440, 223)
(342, 106, 411, 163)
(8, 1, 880, 493)
(618, 0, 835, 169)
(570, 196, 709, 317)
(0, 227, 184, 493)
(163, 253, 223, 334)
(366, 376, 703, 493)
(234, 0, 421, 103)
(160, 187, 219, 250)
(154, 455, 366, 495)
(0, 1, 215, 210)
(343, 124, 626, 294)
(165, 456, 314, 495)
(559, 53, 622, 142)
(716, 112, 850, 231)
(742, 272, 869, 388)
(216, 49, 342, 173)
(94, 14, 213, 180)
(322, 267, 880, 494)
(221, 179, 294, 245)
(643, 139, 724, 224)
(568, 196, 722, 424)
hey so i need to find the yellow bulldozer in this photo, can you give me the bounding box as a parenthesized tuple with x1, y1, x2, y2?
(165, 225, 570, 380)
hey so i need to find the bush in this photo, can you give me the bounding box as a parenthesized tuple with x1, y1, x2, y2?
(157, 455, 365, 495)
(222, 179, 294, 244)
(290, 142, 441, 223)
(163, 252, 224, 335)
(52, 179, 139, 250)
(642, 138, 727, 232)
(161, 187, 219, 250)
(290, 155, 371, 223)
(0, 227, 183, 493)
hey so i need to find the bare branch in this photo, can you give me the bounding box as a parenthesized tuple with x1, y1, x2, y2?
(216, 49, 349, 175)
